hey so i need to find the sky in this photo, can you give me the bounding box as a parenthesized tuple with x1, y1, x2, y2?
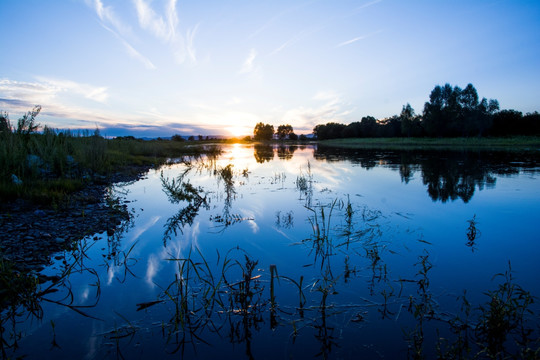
(1, 0, 539, 138)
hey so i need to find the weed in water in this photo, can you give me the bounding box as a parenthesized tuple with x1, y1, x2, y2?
(466, 215, 480, 251)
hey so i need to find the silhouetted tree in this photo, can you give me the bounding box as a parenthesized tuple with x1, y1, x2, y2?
(423, 84, 458, 136)
(313, 122, 346, 140)
(309, 82, 535, 139)
(491, 110, 523, 136)
(523, 112, 540, 135)
(0, 112, 11, 137)
(276, 124, 294, 140)
(422, 83, 499, 137)
(342, 122, 361, 138)
(359, 116, 378, 137)
(400, 104, 424, 137)
(378, 116, 401, 137)
(253, 122, 274, 141)
(475, 97, 499, 136)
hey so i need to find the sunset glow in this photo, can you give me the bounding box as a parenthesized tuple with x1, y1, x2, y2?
(1, 1, 539, 137)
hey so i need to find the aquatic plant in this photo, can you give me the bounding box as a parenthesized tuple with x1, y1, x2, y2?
(161, 171, 209, 243)
(475, 263, 537, 358)
(275, 210, 294, 229)
(466, 214, 480, 251)
(296, 161, 313, 206)
(0, 107, 223, 205)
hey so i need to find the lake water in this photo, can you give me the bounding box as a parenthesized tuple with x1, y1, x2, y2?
(5, 144, 540, 359)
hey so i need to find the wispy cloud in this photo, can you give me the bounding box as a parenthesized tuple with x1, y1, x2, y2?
(0, 79, 58, 105)
(119, 35, 157, 70)
(248, 1, 313, 40)
(336, 30, 383, 48)
(36, 77, 109, 103)
(132, 0, 198, 65)
(354, 0, 383, 12)
(239, 49, 258, 74)
(270, 28, 313, 56)
(0, 77, 108, 119)
(186, 23, 199, 63)
(90, 0, 132, 36)
(88, 0, 156, 69)
(281, 91, 351, 132)
(0, 78, 131, 128)
(133, 0, 177, 41)
(145, 254, 160, 286)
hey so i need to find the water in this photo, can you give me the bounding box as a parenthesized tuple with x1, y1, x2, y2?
(4, 144, 540, 359)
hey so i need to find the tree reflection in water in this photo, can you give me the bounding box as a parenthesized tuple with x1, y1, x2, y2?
(314, 147, 540, 202)
(161, 170, 209, 245)
(253, 144, 274, 163)
(4, 146, 539, 359)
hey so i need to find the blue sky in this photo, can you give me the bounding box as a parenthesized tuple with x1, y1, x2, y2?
(1, 0, 539, 137)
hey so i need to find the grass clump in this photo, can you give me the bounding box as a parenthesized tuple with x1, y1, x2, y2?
(0, 107, 222, 206)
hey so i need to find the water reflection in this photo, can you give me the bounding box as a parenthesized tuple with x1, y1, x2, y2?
(3, 144, 539, 359)
(253, 144, 274, 163)
(254, 144, 306, 163)
(161, 170, 210, 244)
(276, 144, 297, 160)
(314, 146, 540, 202)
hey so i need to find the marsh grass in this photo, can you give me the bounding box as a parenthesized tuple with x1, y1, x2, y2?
(0, 237, 105, 357)
(475, 263, 538, 358)
(141, 246, 268, 355)
(5, 147, 539, 358)
(466, 215, 480, 251)
(296, 161, 313, 206)
(0, 108, 222, 205)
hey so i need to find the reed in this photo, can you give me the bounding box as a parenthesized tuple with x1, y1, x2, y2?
(0, 108, 222, 205)
(466, 215, 480, 251)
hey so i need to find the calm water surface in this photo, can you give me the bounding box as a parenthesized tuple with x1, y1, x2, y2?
(6, 144, 540, 359)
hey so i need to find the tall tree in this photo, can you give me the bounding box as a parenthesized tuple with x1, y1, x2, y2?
(400, 103, 417, 137)
(359, 116, 378, 137)
(253, 122, 274, 141)
(313, 122, 346, 140)
(276, 124, 294, 140)
(423, 83, 498, 137)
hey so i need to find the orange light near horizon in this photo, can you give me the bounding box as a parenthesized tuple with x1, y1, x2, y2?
(216, 142, 254, 170)
(226, 126, 250, 138)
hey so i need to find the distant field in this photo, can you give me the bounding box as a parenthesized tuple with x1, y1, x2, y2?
(318, 136, 540, 150)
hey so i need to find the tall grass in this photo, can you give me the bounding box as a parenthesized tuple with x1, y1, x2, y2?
(0, 108, 222, 205)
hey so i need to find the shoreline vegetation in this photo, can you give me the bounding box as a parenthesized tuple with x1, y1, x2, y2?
(316, 136, 540, 150)
(0, 107, 222, 206)
(3, 79, 540, 207)
(0, 81, 538, 198)
(2, 107, 540, 358)
(1, 107, 539, 207)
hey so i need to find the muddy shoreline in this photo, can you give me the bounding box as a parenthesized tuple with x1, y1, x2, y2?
(0, 166, 152, 276)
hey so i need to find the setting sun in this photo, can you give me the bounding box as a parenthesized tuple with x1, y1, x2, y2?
(226, 126, 251, 138)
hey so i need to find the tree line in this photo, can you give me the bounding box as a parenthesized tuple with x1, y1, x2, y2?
(312, 83, 540, 140)
(253, 123, 307, 141)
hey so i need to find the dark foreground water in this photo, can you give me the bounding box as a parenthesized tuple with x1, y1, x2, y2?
(3, 144, 540, 359)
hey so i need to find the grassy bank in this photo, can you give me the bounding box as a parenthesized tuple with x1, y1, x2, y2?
(0, 110, 221, 206)
(318, 136, 540, 150)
